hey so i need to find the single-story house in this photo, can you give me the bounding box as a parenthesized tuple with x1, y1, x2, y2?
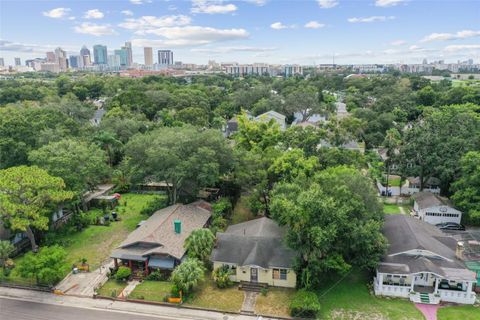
(255, 110, 287, 130)
(211, 217, 297, 288)
(413, 191, 462, 225)
(111, 201, 212, 276)
(82, 184, 116, 210)
(404, 177, 441, 195)
(374, 215, 477, 304)
(319, 139, 365, 154)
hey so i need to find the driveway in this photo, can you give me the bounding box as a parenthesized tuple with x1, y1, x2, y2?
(55, 260, 113, 296)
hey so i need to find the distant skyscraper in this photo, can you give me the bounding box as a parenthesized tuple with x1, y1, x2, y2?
(144, 47, 153, 66)
(0, 58, 4, 67)
(93, 44, 108, 65)
(46, 51, 56, 62)
(108, 54, 121, 68)
(124, 41, 133, 66)
(422, 58, 428, 65)
(14, 57, 21, 66)
(55, 47, 68, 71)
(114, 48, 128, 67)
(80, 45, 91, 67)
(69, 55, 80, 68)
(158, 50, 173, 65)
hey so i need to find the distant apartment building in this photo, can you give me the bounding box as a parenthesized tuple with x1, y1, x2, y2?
(124, 42, 133, 66)
(40, 62, 60, 73)
(0, 58, 4, 67)
(144, 47, 153, 66)
(26, 58, 46, 70)
(158, 50, 173, 65)
(284, 64, 303, 77)
(80, 45, 92, 67)
(45, 51, 56, 63)
(114, 49, 128, 67)
(55, 47, 68, 71)
(93, 45, 108, 65)
(224, 63, 271, 77)
(14, 57, 21, 66)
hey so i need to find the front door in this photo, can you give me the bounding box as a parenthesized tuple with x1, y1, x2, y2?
(415, 273, 430, 286)
(250, 268, 258, 282)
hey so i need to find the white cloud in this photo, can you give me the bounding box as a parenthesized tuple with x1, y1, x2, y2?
(375, 0, 407, 7)
(348, 16, 395, 23)
(121, 10, 134, 16)
(84, 9, 104, 19)
(243, 0, 267, 5)
(0, 40, 77, 54)
(42, 8, 71, 19)
(130, 0, 151, 4)
(132, 26, 249, 47)
(74, 23, 117, 36)
(304, 21, 325, 29)
(421, 30, 480, 42)
(191, 46, 277, 53)
(191, 0, 237, 14)
(317, 0, 339, 9)
(270, 22, 295, 30)
(443, 44, 480, 52)
(119, 15, 192, 33)
(390, 40, 406, 46)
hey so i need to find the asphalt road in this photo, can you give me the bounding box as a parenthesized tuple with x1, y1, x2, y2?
(0, 297, 187, 320)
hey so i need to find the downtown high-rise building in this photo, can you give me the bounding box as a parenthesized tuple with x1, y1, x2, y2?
(124, 41, 133, 66)
(80, 45, 92, 67)
(14, 57, 21, 66)
(93, 44, 108, 65)
(144, 47, 153, 66)
(158, 50, 173, 65)
(55, 47, 68, 71)
(114, 48, 128, 67)
(108, 54, 121, 68)
(46, 51, 56, 62)
(0, 58, 4, 67)
(69, 55, 81, 68)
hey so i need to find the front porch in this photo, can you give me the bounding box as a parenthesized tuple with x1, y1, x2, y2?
(374, 271, 477, 304)
(113, 255, 177, 279)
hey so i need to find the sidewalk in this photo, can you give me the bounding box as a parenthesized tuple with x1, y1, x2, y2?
(0, 287, 267, 320)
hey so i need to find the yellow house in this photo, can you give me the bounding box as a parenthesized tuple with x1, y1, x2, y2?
(211, 217, 297, 288)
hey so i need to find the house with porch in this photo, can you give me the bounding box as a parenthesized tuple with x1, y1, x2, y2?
(374, 215, 477, 304)
(412, 191, 462, 225)
(211, 217, 297, 288)
(111, 201, 211, 276)
(404, 177, 441, 195)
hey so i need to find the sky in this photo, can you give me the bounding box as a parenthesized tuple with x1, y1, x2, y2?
(1, 0, 479, 66)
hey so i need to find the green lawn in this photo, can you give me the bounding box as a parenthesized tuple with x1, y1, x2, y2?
(255, 287, 295, 318)
(129, 280, 172, 302)
(96, 279, 127, 298)
(56, 193, 158, 269)
(438, 305, 480, 320)
(383, 203, 402, 215)
(184, 278, 244, 312)
(316, 269, 424, 320)
(231, 195, 255, 225)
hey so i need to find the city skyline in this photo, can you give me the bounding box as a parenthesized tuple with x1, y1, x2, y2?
(1, 0, 479, 65)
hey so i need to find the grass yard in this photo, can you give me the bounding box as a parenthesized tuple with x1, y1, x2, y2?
(255, 287, 295, 318)
(184, 278, 244, 312)
(383, 203, 402, 215)
(56, 193, 158, 269)
(96, 279, 127, 298)
(129, 280, 172, 302)
(438, 305, 480, 320)
(316, 269, 424, 320)
(231, 195, 255, 224)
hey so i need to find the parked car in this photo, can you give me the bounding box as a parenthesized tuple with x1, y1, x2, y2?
(435, 222, 465, 231)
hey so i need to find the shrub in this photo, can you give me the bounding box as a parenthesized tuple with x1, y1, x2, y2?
(115, 266, 132, 281)
(260, 287, 268, 296)
(212, 198, 232, 217)
(146, 270, 168, 281)
(212, 265, 233, 288)
(140, 196, 168, 216)
(290, 289, 321, 318)
(17, 245, 68, 285)
(209, 215, 227, 235)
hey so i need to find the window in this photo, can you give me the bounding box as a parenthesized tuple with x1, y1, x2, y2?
(273, 268, 287, 280)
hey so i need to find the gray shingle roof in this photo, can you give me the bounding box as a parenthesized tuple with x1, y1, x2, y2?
(211, 217, 296, 269)
(111, 201, 211, 261)
(378, 215, 475, 280)
(412, 191, 452, 210)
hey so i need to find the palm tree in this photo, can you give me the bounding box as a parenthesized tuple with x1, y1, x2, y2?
(0, 240, 14, 267)
(184, 229, 215, 263)
(171, 258, 205, 295)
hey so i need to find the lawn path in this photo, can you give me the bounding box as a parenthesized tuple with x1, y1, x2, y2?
(415, 304, 440, 320)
